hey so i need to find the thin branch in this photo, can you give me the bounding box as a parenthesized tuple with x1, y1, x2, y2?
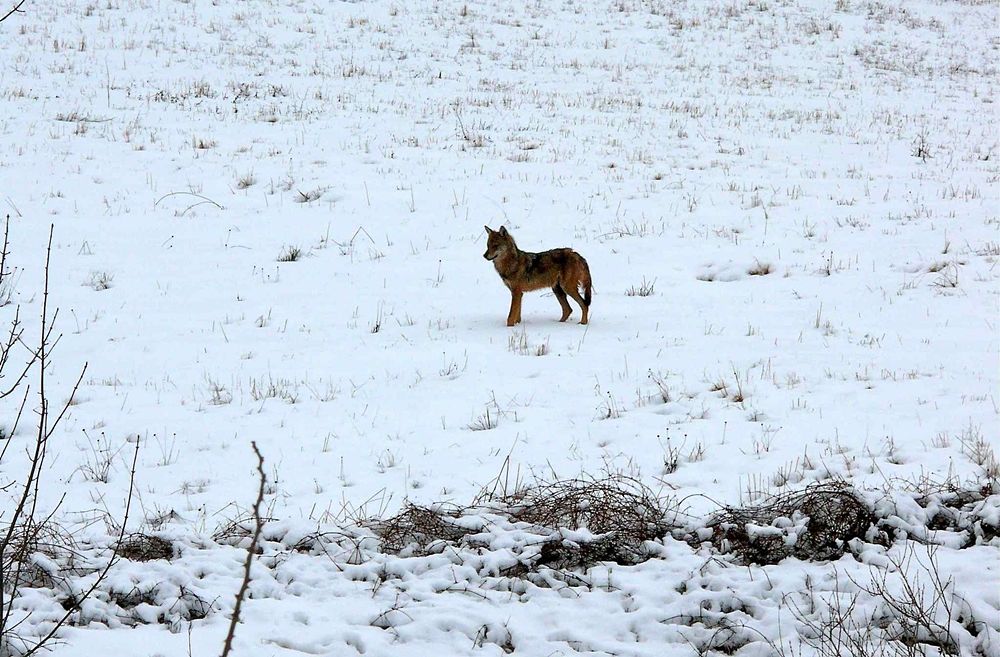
(0, 386, 29, 463)
(221, 442, 266, 657)
(44, 364, 87, 440)
(0, 215, 9, 292)
(24, 226, 55, 542)
(0, 229, 53, 635)
(0, 227, 54, 578)
(0, 0, 27, 25)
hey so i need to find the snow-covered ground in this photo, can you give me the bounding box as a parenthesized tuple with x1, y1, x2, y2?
(0, 0, 997, 654)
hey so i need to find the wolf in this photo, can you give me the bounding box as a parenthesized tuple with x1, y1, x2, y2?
(482, 225, 592, 326)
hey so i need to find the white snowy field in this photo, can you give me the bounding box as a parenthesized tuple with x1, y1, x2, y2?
(0, 0, 998, 655)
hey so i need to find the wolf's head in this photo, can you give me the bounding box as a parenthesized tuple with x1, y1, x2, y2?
(483, 225, 514, 261)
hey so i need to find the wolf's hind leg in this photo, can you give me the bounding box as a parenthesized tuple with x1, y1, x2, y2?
(565, 285, 589, 325)
(552, 285, 572, 322)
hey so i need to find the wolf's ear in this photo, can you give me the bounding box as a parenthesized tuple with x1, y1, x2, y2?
(499, 226, 508, 236)
(484, 225, 494, 234)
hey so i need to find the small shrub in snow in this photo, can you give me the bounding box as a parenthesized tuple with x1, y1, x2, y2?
(479, 475, 674, 568)
(85, 270, 114, 291)
(466, 406, 498, 431)
(372, 503, 468, 555)
(367, 476, 676, 569)
(912, 130, 931, 162)
(192, 136, 216, 149)
(787, 543, 974, 657)
(294, 188, 323, 203)
(625, 277, 655, 296)
(116, 534, 174, 562)
(277, 245, 303, 262)
(882, 478, 1000, 548)
(704, 481, 880, 564)
(236, 172, 257, 189)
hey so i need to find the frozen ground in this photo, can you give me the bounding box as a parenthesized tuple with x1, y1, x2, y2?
(0, 0, 997, 655)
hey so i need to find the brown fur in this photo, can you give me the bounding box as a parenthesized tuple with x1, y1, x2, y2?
(483, 225, 592, 326)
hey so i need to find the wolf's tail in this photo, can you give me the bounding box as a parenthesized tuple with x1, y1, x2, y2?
(582, 260, 592, 307)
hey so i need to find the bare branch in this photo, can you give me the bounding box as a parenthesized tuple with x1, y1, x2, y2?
(221, 442, 267, 657)
(0, 227, 55, 577)
(0, 0, 26, 25)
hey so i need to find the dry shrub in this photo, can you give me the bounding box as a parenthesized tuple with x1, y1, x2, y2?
(370, 476, 675, 569)
(372, 503, 467, 555)
(108, 584, 212, 625)
(909, 479, 999, 546)
(212, 513, 278, 548)
(786, 544, 976, 657)
(2, 518, 76, 566)
(706, 481, 878, 565)
(116, 534, 174, 562)
(493, 476, 672, 553)
(107, 585, 159, 611)
(288, 531, 354, 554)
(1, 519, 78, 590)
(534, 533, 645, 570)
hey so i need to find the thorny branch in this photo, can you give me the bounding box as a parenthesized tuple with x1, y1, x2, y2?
(221, 441, 267, 657)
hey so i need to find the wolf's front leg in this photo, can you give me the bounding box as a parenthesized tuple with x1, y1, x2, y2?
(507, 290, 523, 326)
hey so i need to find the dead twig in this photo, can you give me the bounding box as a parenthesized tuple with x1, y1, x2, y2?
(0, 0, 27, 24)
(220, 442, 266, 657)
(153, 191, 225, 214)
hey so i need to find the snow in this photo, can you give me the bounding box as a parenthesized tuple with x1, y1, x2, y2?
(0, 0, 997, 654)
